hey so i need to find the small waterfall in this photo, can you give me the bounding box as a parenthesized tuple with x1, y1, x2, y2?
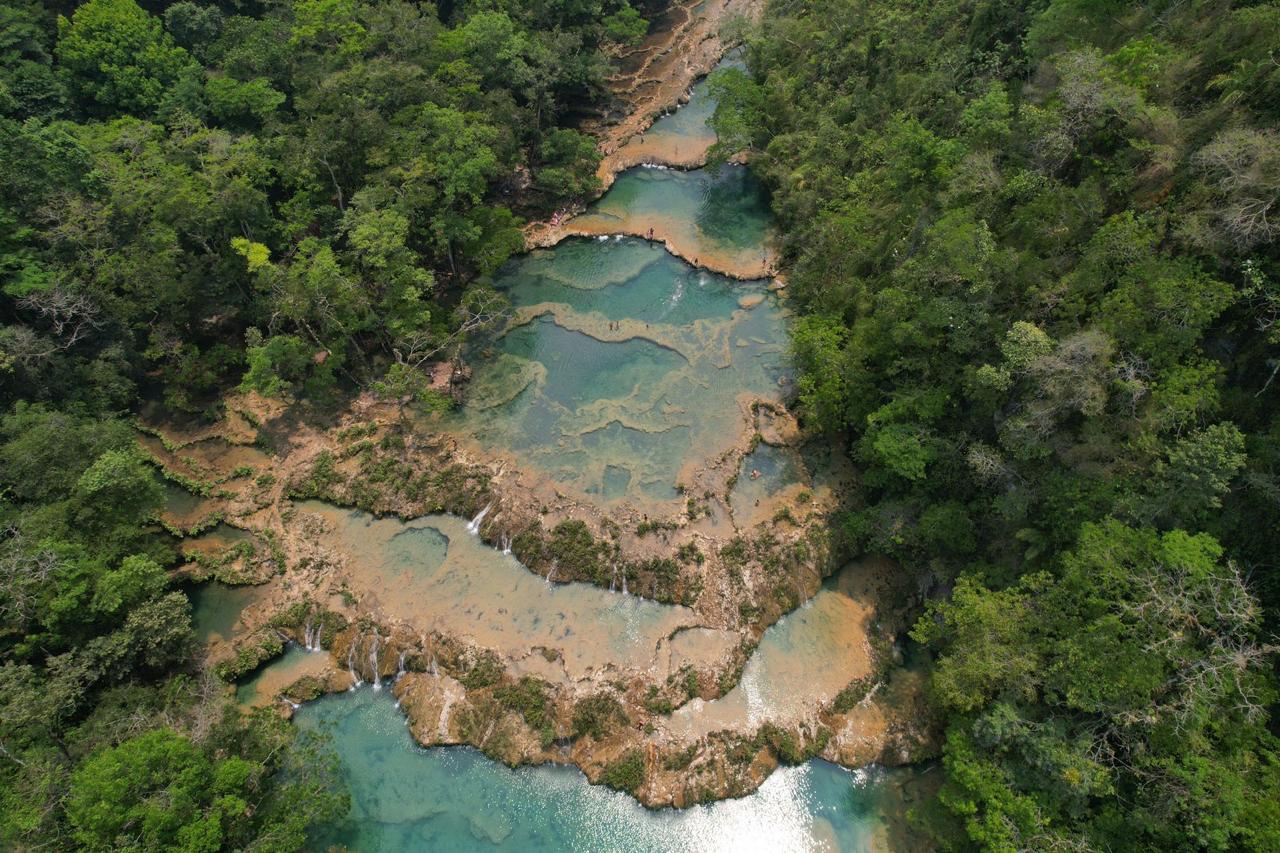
(369, 633, 382, 690)
(467, 503, 492, 535)
(430, 656, 440, 678)
(303, 614, 322, 651)
(501, 534, 511, 555)
(545, 561, 557, 585)
(609, 563, 617, 593)
(621, 573, 628, 596)
(396, 650, 407, 680)
(347, 640, 363, 689)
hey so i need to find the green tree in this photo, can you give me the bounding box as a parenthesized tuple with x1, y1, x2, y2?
(534, 128, 600, 200)
(601, 3, 647, 46)
(71, 450, 164, 554)
(240, 333, 326, 398)
(55, 0, 194, 116)
(67, 728, 249, 852)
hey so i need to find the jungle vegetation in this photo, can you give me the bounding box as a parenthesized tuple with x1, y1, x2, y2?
(712, 0, 1280, 849)
(0, 0, 654, 847)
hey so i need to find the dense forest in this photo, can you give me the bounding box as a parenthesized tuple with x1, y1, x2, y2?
(712, 0, 1280, 848)
(0, 0, 648, 847)
(5, 0, 1280, 848)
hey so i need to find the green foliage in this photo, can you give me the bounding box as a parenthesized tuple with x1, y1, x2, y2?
(55, 0, 194, 116)
(3, 0, 632, 419)
(740, 0, 1280, 844)
(601, 4, 648, 46)
(67, 728, 247, 851)
(72, 449, 165, 557)
(164, 3, 223, 57)
(707, 66, 765, 163)
(460, 650, 504, 689)
(0, 404, 135, 503)
(571, 692, 627, 741)
(213, 631, 283, 682)
(494, 676, 556, 747)
(205, 76, 284, 126)
(600, 748, 646, 793)
(240, 333, 333, 400)
(0, 0, 649, 845)
(914, 522, 1280, 849)
(371, 363, 452, 413)
(534, 128, 601, 200)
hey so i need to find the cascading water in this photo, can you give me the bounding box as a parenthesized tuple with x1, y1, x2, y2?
(303, 613, 323, 651)
(397, 650, 407, 680)
(466, 503, 492, 535)
(347, 640, 363, 689)
(274, 49, 923, 847)
(545, 561, 557, 585)
(369, 633, 382, 690)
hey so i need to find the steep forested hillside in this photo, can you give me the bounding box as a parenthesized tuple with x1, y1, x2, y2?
(0, 0, 652, 847)
(712, 0, 1280, 848)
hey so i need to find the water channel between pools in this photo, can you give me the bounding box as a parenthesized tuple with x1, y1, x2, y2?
(191, 54, 921, 850)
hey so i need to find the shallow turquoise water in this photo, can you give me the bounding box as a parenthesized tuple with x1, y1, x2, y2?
(435, 50, 784, 510)
(189, 581, 257, 645)
(450, 243, 790, 506)
(278, 50, 921, 850)
(297, 501, 703, 680)
(668, 562, 878, 741)
(499, 317, 688, 409)
(576, 166, 773, 261)
(729, 442, 810, 525)
(235, 644, 328, 706)
(508, 238, 749, 326)
(638, 70, 721, 155)
(298, 690, 906, 852)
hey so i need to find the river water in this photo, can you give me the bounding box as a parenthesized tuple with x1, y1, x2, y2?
(190, 54, 919, 850)
(295, 689, 917, 852)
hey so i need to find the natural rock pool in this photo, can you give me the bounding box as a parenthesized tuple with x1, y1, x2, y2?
(182, 49, 926, 849)
(297, 689, 918, 852)
(298, 500, 709, 682)
(444, 234, 790, 509)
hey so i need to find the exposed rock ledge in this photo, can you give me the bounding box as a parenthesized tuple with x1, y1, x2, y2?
(146, 389, 939, 808)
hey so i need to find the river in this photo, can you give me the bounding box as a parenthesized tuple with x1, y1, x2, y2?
(294, 689, 921, 851)
(189, 51, 924, 851)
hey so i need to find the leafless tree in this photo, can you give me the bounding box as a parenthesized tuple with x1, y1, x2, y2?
(1194, 128, 1280, 251)
(392, 285, 510, 369)
(1113, 352, 1151, 417)
(17, 286, 103, 350)
(966, 441, 1015, 486)
(1122, 558, 1277, 729)
(0, 526, 60, 629)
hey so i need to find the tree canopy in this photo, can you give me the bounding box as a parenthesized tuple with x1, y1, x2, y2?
(0, 0, 652, 847)
(718, 0, 1280, 846)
